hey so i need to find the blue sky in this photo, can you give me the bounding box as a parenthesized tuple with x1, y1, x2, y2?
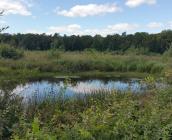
(0, 0, 172, 36)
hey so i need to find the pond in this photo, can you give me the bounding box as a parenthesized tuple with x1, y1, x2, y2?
(10, 78, 167, 103)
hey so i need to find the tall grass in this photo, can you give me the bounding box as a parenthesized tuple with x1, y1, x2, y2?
(0, 44, 23, 59)
(57, 52, 164, 73)
(0, 51, 168, 83)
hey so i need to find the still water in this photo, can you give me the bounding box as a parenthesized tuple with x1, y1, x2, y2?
(12, 78, 148, 101)
(9, 77, 168, 103)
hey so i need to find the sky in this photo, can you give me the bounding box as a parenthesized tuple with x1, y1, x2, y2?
(0, 0, 172, 36)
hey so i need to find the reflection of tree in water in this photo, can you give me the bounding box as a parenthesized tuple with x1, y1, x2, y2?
(70, 80, 78, 87)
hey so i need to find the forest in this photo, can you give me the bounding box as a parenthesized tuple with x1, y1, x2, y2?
(0, 30, 172, 53)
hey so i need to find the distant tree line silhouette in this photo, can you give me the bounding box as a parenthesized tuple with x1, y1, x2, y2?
(0, 30, 172, 54)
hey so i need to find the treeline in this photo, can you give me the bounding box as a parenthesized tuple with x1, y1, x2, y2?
(0, 30, 172, 53)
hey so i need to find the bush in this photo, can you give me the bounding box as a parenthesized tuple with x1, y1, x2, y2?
(0, 44, 23, 59)
(48, 49, 61, 59)
(0, 91, 23, 139)
(11, 87, 172, 140)
(163, 44, 172, 57)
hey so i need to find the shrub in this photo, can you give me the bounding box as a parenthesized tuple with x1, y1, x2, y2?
(0, 44, 23, 59)
(0, 91, 23, 139)
(11, 87, 172, 140)
(163, 44, 172, 57)
(48, 48, 62, 59)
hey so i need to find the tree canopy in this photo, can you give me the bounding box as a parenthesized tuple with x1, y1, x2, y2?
(0, 30, 172, 54)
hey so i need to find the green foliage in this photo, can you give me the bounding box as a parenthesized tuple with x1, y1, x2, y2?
(0, 44, 23, 59)
(125, 46, 149, 55)
(0, 30, 172, 53)
(4, 84, 171, 140)
(13, 117, 56, 140)
(56, 53, 164, 74)
(51, 37, 64, 51)
(163, 44, 172, 57)
(84, 48, 97, 54)
(48, 48, 62, 59)
(0, 91, 22, 139)
(0, 51, 166, 83)
(142, 75, 156, 89)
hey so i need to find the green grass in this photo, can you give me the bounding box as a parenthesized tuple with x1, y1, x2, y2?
(0, 50, 171, 91)
(0, 51, 169, 81)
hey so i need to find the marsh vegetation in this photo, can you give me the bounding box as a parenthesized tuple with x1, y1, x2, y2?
(1, 78, 172, 140)
(0, 31, 172, 139)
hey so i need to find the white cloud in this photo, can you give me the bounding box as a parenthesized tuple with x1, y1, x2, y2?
(25, 29, 43, 34)
(47, 23, 139, 36)
(126, 0, 156, 8)
(147, 22, 163, 29)
(48, 24, 82, 35)
(146, 21, 172, 30)
(19, 0, 34, 8)
(107, 23, 139, 32)
(22, 21, 172, 35)
(85, 23, 139, 36)
(0, 0, 31, 16)
(56, 3, 121, 17)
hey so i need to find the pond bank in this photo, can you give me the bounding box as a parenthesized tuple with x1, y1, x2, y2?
(0, 71, 152, 90)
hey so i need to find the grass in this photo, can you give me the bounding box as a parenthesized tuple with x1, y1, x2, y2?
(0, 51, 169, 81)
(0, 50, 171, 92)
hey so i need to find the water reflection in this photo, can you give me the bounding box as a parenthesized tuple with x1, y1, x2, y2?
(7, 77, 168, 103)
(12, 78, 145, 100)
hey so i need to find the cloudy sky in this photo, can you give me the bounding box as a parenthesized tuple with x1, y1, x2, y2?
(0, 0, 172, 36)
